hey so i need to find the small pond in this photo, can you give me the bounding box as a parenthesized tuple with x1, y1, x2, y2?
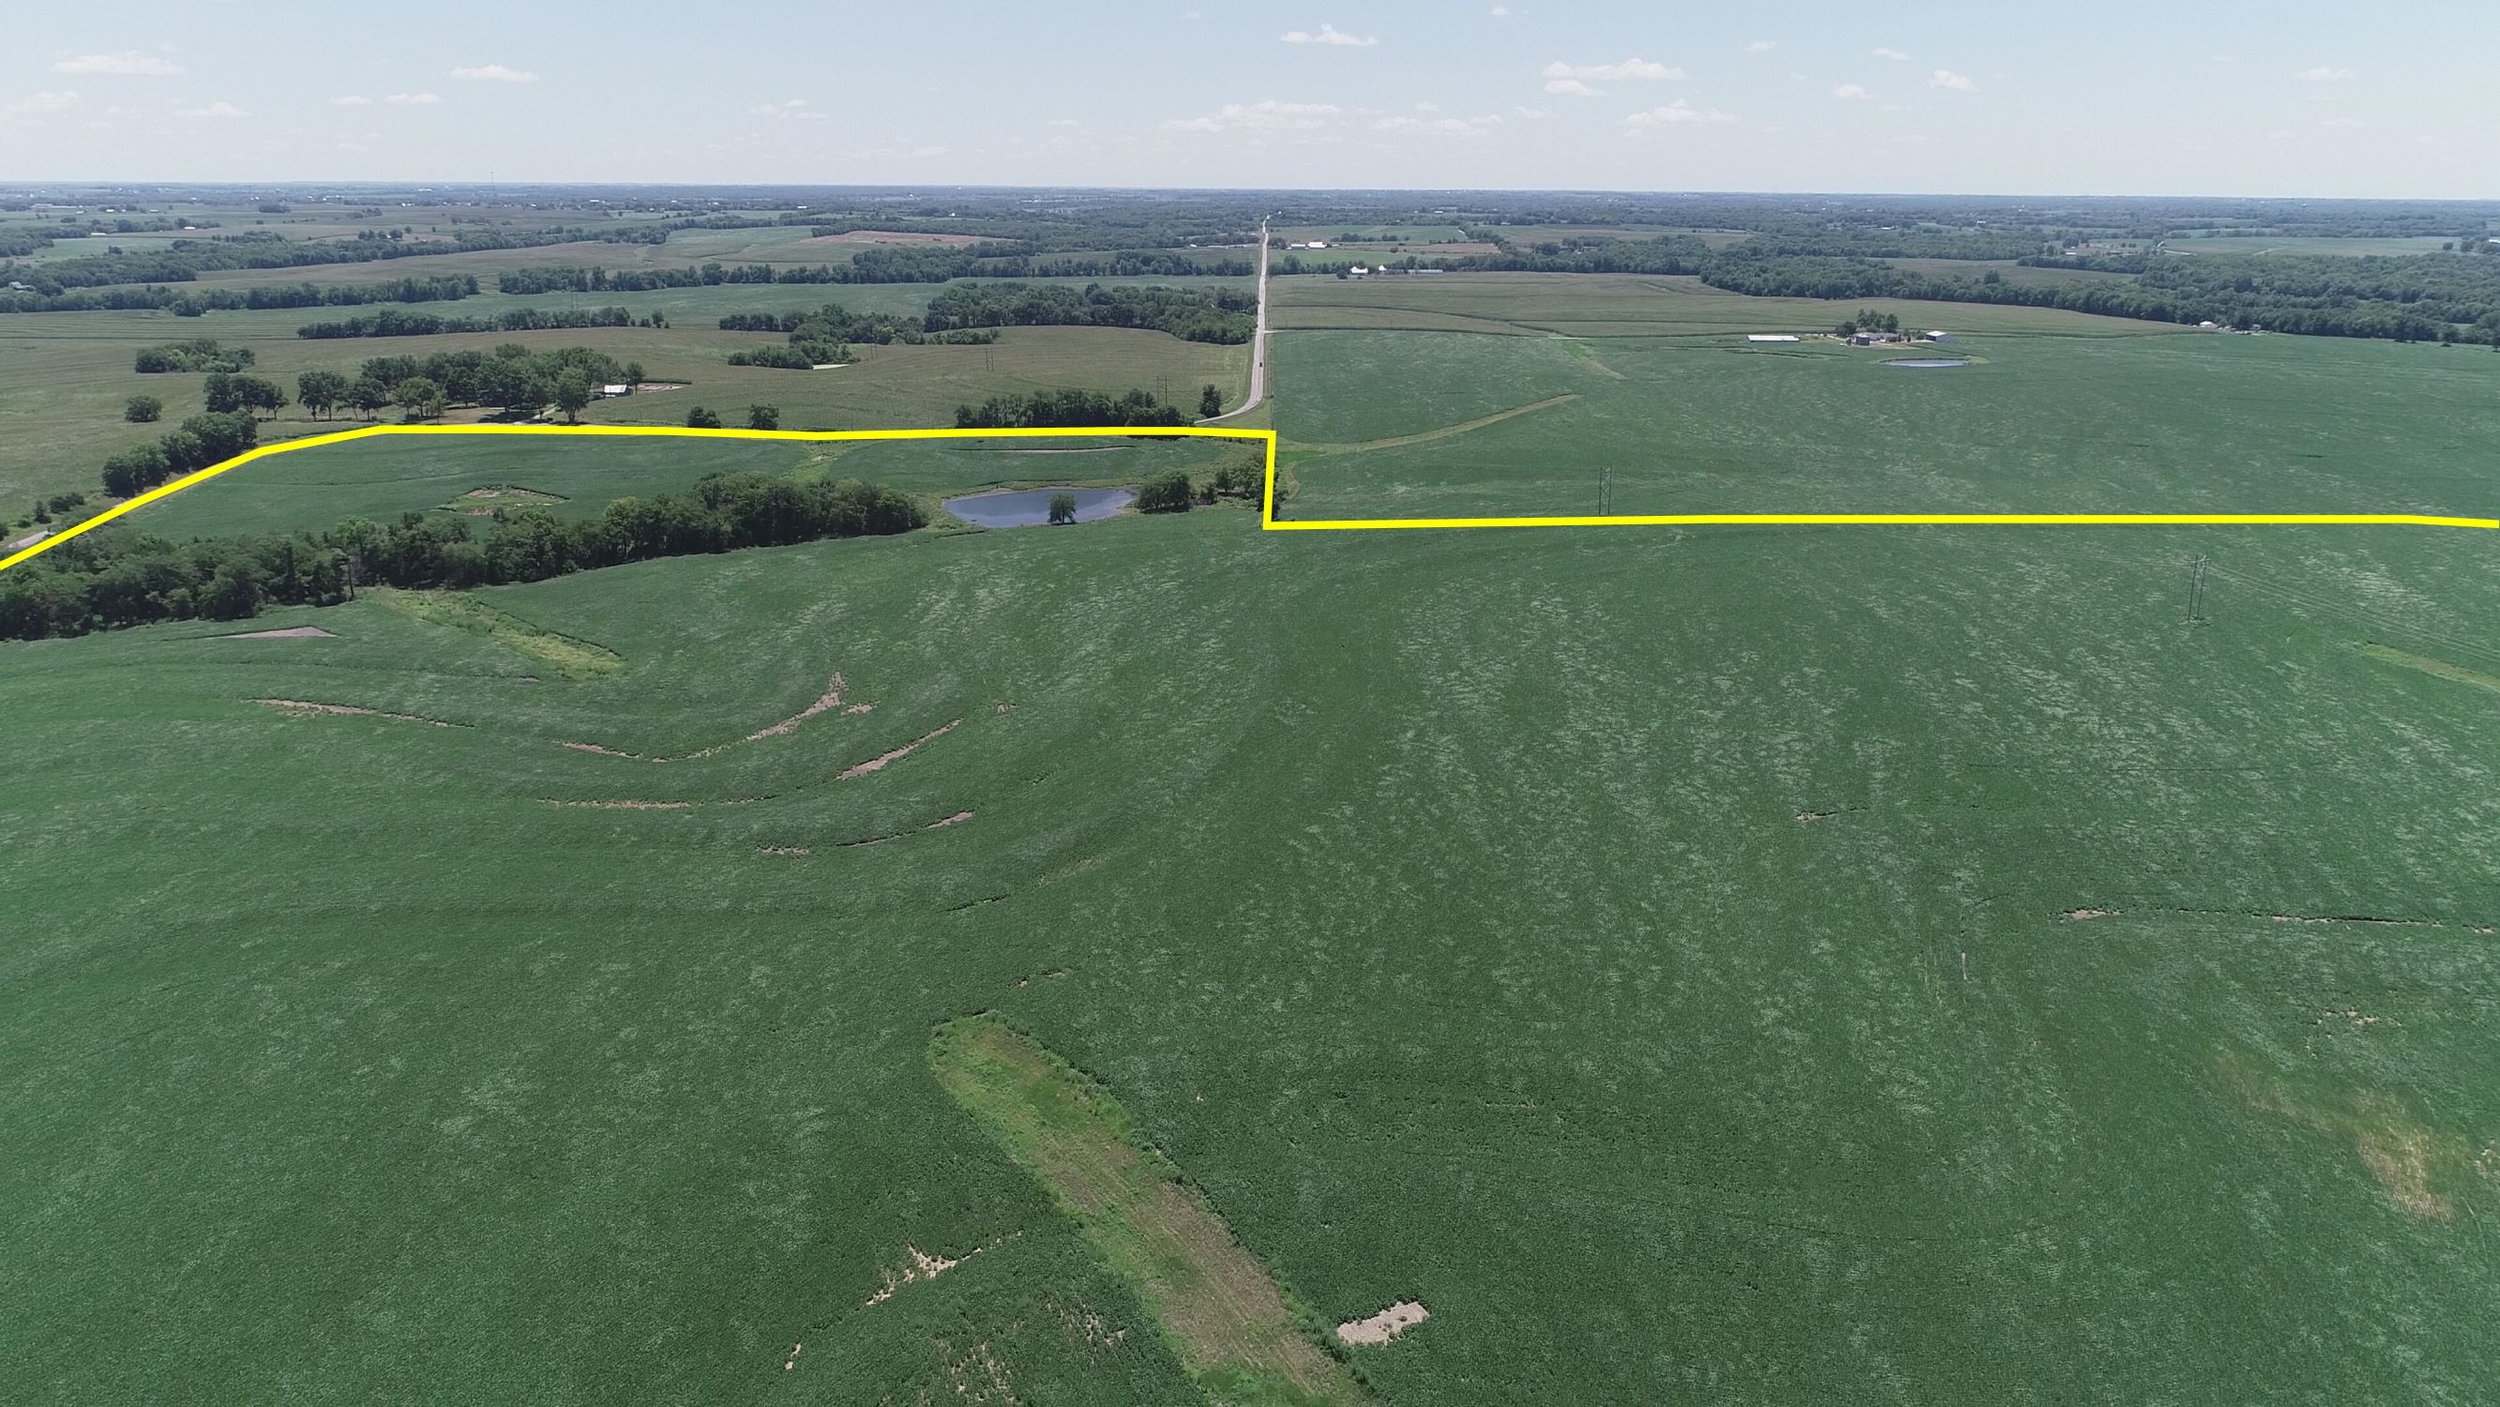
(943, 485, 1137, 528)
(1882, 358, 1972, 369)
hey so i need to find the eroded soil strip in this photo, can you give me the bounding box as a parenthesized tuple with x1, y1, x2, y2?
(930, 1015, 1368, 1404)
(838, 721, 960, 781)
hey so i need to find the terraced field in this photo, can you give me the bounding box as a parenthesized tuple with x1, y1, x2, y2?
(8, 278, 2500, 1403)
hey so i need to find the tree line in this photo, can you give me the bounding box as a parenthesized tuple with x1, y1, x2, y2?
(0, 275, 479, 316)
(923, 282, 1255, 344)
(135, 338, 255, 373)
(0, 472, 926, 641)
(296, 306, 651, 339)
(1696, 248, 2500, 344)
(954, 388, 1188, 429)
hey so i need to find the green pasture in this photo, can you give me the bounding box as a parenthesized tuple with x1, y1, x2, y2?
(0, 290, 1247, 512)
(9, 453, 2500, 1401)
(131, 432, 1252, 541)
(1271, 271, 2175, 338)
(1272, 324, 2500, 522)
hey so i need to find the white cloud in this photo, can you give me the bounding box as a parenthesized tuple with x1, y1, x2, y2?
(1282, 24, 1377, 46)
(450, 64, 538, 82)
(1514, 105, 1557, 120)
(1832, 84, 1871, 100)
(2322, 117, 2368, 129)
(1623, 101, 1735, 131)
(1491, 4, 1512, 13)
(748, 98, 825, 121)
(4, 90, 80, 114)
(53, 51, 182, 76)
(332, 95, 372, 107)
(175, 100, 246, 119)
(1543, 58, 1680, 82)
(384, 92, 441, 106)
(1166, 100, 1343, 133)
(1929, 69, 1976, 92)
(1544, 78, 1603, 97)
(1745, 40, 1776, 54)
(1374, 114, 1498, 138)
(1872, 47, 1910, 61)
(2298, 65, 2351, 82)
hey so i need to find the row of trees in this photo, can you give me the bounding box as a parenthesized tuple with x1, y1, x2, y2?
(0, 472, 928, 641)
(954, 389, 1187, 429)
(296, 306, 650, 339)
(99, 411, 259, 497)
(922, 282, 1256, 344)
(0, 275, 479, 317)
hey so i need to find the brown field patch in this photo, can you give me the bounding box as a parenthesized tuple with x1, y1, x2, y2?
(1337, 1301, 1430, 1346)
(254, 698, 461, 728)
(839, 720, 960, 781)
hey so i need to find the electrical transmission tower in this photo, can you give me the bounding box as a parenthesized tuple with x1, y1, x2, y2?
(1598, 465, 1613, 517)
(2186, 555, 2209, 624)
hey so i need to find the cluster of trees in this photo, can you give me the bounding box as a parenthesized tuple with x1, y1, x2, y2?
(1835, 310, 1904, 334)
(134, 339, 253, 373)
(0, 472, 926, 641)
(326, 346, 629, 421)
(296, 306, 649, 339)
(11, 489, 92, 535)
(99, 411, 259, 497)
(204, 373, 289, 417)
(719, 304, 995, 347)
(0, 275, 479, 316)
(955, 388, 1187, 429)
(923, 282, 1256, 344)
(1129, 461, 1264, 513)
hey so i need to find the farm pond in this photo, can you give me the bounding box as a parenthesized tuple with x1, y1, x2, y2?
(943, 486, 1137, 528)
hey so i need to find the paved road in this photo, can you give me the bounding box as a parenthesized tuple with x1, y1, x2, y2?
(1203, 219, 1270, 422)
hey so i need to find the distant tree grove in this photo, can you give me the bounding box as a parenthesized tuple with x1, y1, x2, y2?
(0, 473, 926, 641)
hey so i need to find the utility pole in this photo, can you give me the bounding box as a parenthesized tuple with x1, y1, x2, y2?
(2186, 555, 2208, 625)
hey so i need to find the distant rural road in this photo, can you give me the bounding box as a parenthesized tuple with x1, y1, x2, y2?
(1204, 219, 1270, 422)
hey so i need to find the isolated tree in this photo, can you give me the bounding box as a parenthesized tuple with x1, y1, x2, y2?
(1047, 491, 1078, 526)
(685, 405, 722, 429)
(1199, 383, 1222, 419)
(622, 361, 645, 389)
(553, 370, 595, 424)
(124, 395, 162, 424)
(296, 370, 349, 420)
(347, 376, 392, 421)
(748, 403, 779, 431)
(394, 376, 446, 423)
(203, 372, 240, 413)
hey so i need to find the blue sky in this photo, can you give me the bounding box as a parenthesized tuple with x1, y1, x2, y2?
(1, 2, 2488, 195)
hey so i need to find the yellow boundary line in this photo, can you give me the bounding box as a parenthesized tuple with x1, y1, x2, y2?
(1, 419, 2489, 578)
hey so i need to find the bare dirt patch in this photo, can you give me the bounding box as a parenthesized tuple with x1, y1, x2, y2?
(218, 626, 336, 640)
(927, 811, 975, 830)
(254, 699, 462, 728)
(2063, 908, 2116, 921)
(839, 721, 960, 781)
(759, 846, 811, 857)
(560, 741, 640, 759)
(1337, 1301, 1430, 1346)
(546, 799, 694, 811)
(864, 1242, 988, 1308)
